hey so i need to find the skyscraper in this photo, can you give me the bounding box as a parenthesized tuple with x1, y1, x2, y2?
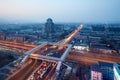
(45, 18, 54, 38)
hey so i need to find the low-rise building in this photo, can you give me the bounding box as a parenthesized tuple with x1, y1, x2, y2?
(6, 35, 26, 42)
(91, 62, 114, 80)
(73, 43, 89, 51)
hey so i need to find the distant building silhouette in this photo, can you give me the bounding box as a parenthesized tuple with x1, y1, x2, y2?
(45, 18, 54, 38)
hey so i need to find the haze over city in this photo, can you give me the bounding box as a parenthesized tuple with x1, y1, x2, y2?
(0, 0, 120, 80)
(0, 0, 120, 23)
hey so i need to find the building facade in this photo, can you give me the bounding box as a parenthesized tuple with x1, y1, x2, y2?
(91, 62, 114, 80)
(99, 62, 114, 80)
(91, 64, 103, 80)
(6, 35, 26, 42)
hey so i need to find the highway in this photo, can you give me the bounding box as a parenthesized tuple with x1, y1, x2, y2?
(0, 42, 32, 50)
(5, 24, 85, 79)
(67, 51, 120, 64)
(7, 58, 57, 80)
(44, 63, 57, 80)
(4, 24, 120, 80)
(0, 40, 36, 47)
(0, 40, 36, 50)
(27, 61, 57, 80)
(0, 25, 83, 51)
(7, 59, 42, 80)
(59, 24, 83, 44)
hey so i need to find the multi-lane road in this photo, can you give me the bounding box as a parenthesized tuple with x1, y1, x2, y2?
(7, 58, 57, 80)
(0, 40, 36, 50)
(27, 61, 57, 80)
(62, 25, 83, 44)
(67, 51, 120, 64)
(7, 59, 42, 80)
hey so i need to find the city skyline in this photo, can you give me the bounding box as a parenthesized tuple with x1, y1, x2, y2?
(0, 0, 120, 23)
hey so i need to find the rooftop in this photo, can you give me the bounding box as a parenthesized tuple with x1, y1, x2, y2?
(91, 64, 102, 72)
(99, 61, 113, 68)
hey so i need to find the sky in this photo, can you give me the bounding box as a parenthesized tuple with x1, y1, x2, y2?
(0, 0, 120, 23)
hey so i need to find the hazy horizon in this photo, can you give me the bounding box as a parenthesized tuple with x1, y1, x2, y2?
(0, 0, 120, 23)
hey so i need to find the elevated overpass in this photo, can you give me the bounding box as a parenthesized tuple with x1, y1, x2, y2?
(6, 24, 120, 80)
(6, 24, 83, 80)
(0, 25, 83, 51)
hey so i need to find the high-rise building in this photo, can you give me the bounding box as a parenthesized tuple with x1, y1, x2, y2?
(0, 32, 6, 40)
(113, 63, 120, 80)
(91, 64, 103, 80)
(91, 62, 114, 80)
(99, 62, 114, 80)
(45, 18, 54, 38)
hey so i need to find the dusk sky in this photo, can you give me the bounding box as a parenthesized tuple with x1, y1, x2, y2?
(0, 0, 120, 23)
